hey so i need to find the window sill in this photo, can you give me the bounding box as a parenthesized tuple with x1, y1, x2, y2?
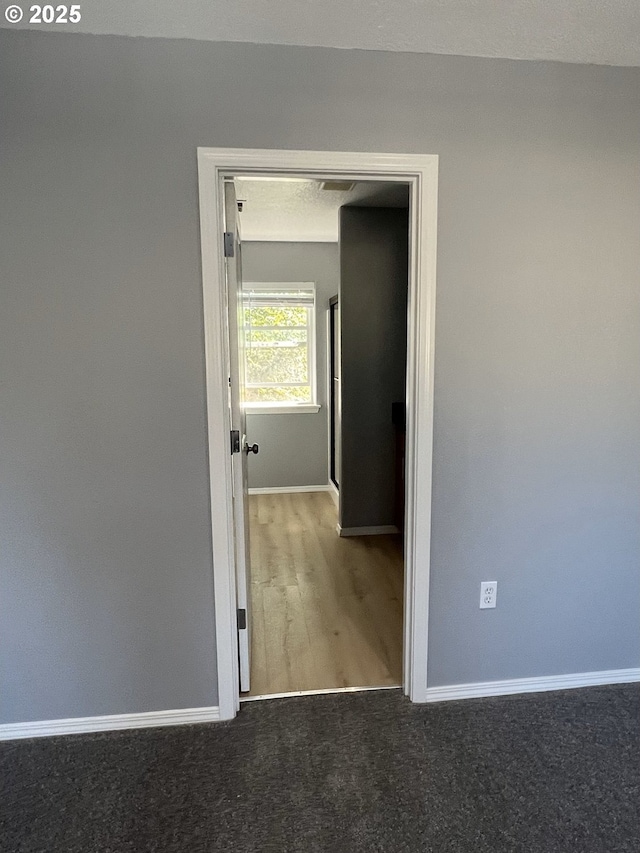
(244, 404, 321, 415)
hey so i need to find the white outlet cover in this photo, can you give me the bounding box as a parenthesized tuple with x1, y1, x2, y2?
(480, 581, 497, 609)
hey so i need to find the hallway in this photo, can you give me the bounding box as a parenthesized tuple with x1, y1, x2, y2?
(247, 492, 404, 697)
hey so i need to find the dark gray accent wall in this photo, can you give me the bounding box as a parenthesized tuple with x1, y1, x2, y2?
(1, 30, 639, 722)
(339, 208, 409, 529)
(242, 242, 339, 490)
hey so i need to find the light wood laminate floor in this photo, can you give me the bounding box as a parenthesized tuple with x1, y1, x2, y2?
(247, 491, 404, 697)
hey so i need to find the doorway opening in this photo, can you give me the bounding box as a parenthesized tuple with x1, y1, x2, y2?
(197, 149, 438, 721)
(235, 178, 411, 698)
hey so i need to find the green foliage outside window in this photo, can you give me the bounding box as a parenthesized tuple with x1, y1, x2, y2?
(243, 304, 313, 404)
(243, 306, 307, 327)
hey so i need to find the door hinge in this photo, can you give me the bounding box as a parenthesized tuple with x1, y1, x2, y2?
(237, 608, 247, 630)
(230, 429, 240, 455)
(224, 231, 235, 258)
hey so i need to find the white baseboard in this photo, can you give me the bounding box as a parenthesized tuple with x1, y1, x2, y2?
(337, 524, 399, 537)
(424, 667, 640, 703)
(0, 705, 220, 742)
(5, 669, 636, 740)
(248, 485, 332, 495)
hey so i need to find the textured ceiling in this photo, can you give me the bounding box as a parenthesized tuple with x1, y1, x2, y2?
(3, 0, 640, 66)
(235, 180, 409, 242)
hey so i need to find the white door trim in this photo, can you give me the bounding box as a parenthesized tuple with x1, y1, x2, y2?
(197, 148, 438, 719)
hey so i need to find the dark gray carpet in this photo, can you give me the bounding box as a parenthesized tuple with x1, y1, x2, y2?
(1, 685, 639, 852)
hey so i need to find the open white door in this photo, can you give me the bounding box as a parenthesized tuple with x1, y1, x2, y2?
(223, 179, 255, 693)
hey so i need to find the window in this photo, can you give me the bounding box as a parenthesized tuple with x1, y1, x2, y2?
(242, 283, 319, 412)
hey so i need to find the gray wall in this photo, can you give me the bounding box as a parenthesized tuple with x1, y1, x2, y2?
(242, 242, 338, 490)
(1, 31, 639, 722)
(339, 208, 408, 529)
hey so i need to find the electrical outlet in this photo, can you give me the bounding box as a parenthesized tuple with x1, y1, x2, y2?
(480, 581, 497, 609)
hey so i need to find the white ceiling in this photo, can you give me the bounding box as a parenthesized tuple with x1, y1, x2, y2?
(235, 179, 409, 242)
(4, 0, 640, 66)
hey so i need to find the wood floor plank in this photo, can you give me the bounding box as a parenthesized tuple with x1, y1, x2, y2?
(249, 582, 270, 696)
(247, 491, 404, 696)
